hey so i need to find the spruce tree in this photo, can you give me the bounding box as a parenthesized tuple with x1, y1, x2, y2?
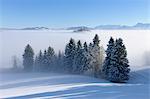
(92, 34, 101, 77)
(93, 34, 100, 46)
(12, 56, 18, 69)
(64, 38, 76, 73)
(23, 44, 34, 71)
(103, 38, 130, 82)
(42, 50, 49, 71)
(83, 42, 94, 74)
(35, 50, 43, 71)
(102, 37, 115, 78)
(34, 55, 38, 71)
(73, 40, 84, 74)
(56, 50, 64, 72)
(108, 38, 130, 82)
(47, 46, 55, 71)
(83, 42, 88, 51)
(99, 46, 105, 71)
(82, 42, 92, 73)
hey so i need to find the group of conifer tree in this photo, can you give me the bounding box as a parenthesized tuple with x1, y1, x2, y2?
(22, 34, 130, 82)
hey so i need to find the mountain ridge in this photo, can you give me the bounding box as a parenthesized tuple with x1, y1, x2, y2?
(1, 23, 150, 30)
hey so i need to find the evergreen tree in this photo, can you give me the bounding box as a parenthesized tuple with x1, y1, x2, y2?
(47, 46, 55, 59)
(73, 40, 84, 74)
(64, 38, 76, 73)
(93, 34, 100, 46)
(82, 42, 92, 73)
(82, 42, 94, 73)
(102, 37, 115, 78)
(42, 50, 49, 71)
(34, 55, 38, 71)
(56, 50, 64, 72)
(83, 42, 88, 51)
(99, 46, 105, 72)
(92, 34, 101, 77)
(12, 55, 18, 69)
(23, 44, 34, 71)
(108, 38, 130, 82)
(103, 38, 130, 82)
(35, 50, 43, 71)
(47, 46, 55, 71)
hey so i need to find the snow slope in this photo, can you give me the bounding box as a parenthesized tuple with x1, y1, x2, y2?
(0, 66, 149, 99)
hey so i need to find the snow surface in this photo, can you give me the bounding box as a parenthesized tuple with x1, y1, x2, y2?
(0, 66, 149, 99)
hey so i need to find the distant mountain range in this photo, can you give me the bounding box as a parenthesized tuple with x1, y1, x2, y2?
(67, 26, 91, 32)
(95, 23, 150, 30)
(21, 27, 49, 30)
(1, 23, 150, 30)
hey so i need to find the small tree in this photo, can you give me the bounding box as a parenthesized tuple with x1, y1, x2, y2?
(23, 44, 34, 71)
(34, 50, 43, 71)
(12, 55, 18, 69)
(47, 46, 55, 71)
(42, 50, 49, 71)
(55, 50, 64, 72)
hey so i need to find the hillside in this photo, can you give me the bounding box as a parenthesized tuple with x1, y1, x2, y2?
(0, 66, 149, 99)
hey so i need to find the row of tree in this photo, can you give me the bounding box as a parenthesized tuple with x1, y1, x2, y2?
(22, 34, 130, 82)
(64, 34, 105, 77)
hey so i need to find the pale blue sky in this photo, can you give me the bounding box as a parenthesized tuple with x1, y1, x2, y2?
(1, 0, 149, 28)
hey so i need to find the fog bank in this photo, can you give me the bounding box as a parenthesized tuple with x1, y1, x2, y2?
(0, 30, 150, 68)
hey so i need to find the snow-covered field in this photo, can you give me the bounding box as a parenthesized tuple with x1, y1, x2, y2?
(0, 66, 149, 99)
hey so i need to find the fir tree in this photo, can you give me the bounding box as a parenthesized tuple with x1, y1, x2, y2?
(23, 44, 34, 71)
(35, 50, 43, 71)
(82, 42, 92, 73)
(42, 50, 49, 71)
(34, 55, 38, 71)
(103, 38, 130, 82)
(92, 34, 101, 77)
(83, 42, 88, 51)
(64, 38, 76, 73)
(83, 42, 94, 73)
(99, 46, 105, 72)
(108, 38, 130, 82)
(12, 55, 18, 69)
(102, 37, 115, 78)
(93, 34, 100, 46)
(47, 46, 55, 71)
(56, 50, 64, 72)
(73, 40, 84, 74)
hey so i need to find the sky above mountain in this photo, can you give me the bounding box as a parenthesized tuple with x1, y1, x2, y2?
(1, 0, 149, 28)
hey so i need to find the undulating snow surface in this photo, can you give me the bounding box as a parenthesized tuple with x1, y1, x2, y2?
(0, 66, 149, 99)
(0, 30, 150, 68)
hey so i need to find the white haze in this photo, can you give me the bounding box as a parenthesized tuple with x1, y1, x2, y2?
(0, 30, 150, 68)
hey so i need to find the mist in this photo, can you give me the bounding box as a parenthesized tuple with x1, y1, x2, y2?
(0, 30, 150, 68)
